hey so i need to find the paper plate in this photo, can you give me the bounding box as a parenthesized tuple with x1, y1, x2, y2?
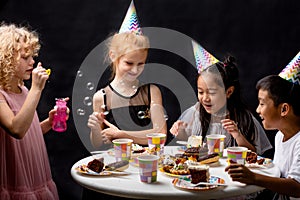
(159, 167, 190, 178)
(172, 176, 226, 191)
(75, 165, 113, 176)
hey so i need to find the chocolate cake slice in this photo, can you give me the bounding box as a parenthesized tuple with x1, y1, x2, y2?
(188, 165, 210, 184)
(87, 158, 104, 173)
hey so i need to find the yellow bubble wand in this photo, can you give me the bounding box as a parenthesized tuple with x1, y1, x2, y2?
(46, 69, 51, 76)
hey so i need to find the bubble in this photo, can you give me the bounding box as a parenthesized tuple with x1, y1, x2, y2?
(83, 96, 92, 106)
(86, 82, 94, 91)
(77, 70, 83, 77)
(137, 110, 145, 119)
(76, 108, 85, 116)
(164, 114, 169, 121)
(103, 111, 110, 116)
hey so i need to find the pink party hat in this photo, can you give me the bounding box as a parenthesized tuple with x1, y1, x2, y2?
(119, 0, 142, 34)
(279, 51, 300, 85)
(192, 40, 219, 72)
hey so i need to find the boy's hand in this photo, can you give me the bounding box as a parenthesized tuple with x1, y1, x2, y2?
(225, 164, 256, 184)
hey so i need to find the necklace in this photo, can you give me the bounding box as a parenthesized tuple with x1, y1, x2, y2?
(110, 79, 139, 97)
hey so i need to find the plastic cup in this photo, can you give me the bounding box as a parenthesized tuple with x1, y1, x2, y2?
(112, 139, 133, 161)
(227, 147, 248, 165)
(146, 133, 166, 156)
(206, 134, 226, 157)
(138, 155, 159, 183)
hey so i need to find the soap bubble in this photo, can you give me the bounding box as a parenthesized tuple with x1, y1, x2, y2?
(83, 96, 92, 106)
(86, 82, 94, 91)
(164, 114, 169, 121)
(77, 70, 83, 77)
(76, 108, 85, 116)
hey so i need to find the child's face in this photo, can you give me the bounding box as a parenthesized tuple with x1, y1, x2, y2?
(15, 47, 35, 81)
(197, 74, 227, 114)
(115, 49, 147, 82)
(256, 89, 281, 130)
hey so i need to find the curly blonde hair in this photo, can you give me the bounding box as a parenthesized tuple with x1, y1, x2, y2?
(106, 31, 150, 79)
(0, 23, 40, 91)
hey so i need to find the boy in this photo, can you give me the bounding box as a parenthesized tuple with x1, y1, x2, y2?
(225, 52, 300, 200)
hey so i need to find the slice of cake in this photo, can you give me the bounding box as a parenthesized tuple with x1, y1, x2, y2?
(246, 151, 257, 164)
(183, 147, 200, 157)
(188, 165, 210, 184)
(87, 158, 104, 173)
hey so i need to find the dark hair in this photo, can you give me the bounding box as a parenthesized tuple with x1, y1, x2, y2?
(256, 75, 300, 116)
(198, 55, 255, 144)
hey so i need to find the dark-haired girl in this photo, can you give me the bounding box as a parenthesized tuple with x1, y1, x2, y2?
(170, 56, 272, 155)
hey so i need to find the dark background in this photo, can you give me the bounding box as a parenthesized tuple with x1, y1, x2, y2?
(1, 0, 299, 199)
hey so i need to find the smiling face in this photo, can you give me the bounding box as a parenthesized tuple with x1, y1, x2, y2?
(197, 74, 228, 114)
(256, 89, 281, 130)
(113, 49, 147, 82)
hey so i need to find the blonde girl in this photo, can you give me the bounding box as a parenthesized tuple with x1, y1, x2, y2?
(88, 32, 167, 148)
(0, 23, 60, 200)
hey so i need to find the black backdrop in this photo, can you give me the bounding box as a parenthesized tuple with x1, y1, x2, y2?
(1, 0, 299, 199)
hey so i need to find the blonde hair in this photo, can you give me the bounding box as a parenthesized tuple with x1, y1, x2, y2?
(0, 23, 40, 91)
(106, 31, 150, 79)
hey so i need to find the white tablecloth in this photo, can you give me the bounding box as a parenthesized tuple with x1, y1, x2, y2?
(71, 146, 280, 200)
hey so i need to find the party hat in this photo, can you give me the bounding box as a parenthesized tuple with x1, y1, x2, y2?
(279, 51, 300, 85)
(119, 0, 142, 34)
(192, 40, 219, 72)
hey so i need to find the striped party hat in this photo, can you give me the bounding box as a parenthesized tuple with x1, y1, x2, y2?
(192, 40, 219, 72)
(279, 51, 300, 85)
(119, 0, 142, 35)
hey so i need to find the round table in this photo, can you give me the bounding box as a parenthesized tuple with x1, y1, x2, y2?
(71, 146, 280, 200)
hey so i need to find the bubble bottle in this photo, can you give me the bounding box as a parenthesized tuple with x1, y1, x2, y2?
(52, 98, 67, 132)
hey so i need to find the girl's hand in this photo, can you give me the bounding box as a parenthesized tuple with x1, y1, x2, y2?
(87, 112, 104, 131)
(221, 119, 241, 139)
(170, 120, 187, 136)
(101, 119, 120, 143)
(31, 62, 49, 91)
(225, 164, 256, 185)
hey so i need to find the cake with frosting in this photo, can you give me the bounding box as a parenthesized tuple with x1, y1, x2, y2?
(187, 135, 202, 148)
(188, 165, 210, 184)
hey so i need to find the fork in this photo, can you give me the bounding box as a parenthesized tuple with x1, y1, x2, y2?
(189, 182, 227, 187)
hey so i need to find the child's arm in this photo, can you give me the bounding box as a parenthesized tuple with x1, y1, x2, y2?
(40, 109, 55, 134)
(88, 91, 106, 148)
(0, 66, 47, 139)
(102, 85, 167, 145)
(222, 119, 256, 152)
(170, 120, 189, 141)
(225, 164, 300, 198)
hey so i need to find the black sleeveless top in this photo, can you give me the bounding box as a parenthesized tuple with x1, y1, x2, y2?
(101, 83, 152, 131)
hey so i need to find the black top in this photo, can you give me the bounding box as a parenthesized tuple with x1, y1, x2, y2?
(101, 83, 152, 131)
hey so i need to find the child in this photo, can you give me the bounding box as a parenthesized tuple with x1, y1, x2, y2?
(170, 56, 272, 155)
(87, 31, 167, 148)
(0, 24, 66, 199)
(225, 57, 300, 199)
